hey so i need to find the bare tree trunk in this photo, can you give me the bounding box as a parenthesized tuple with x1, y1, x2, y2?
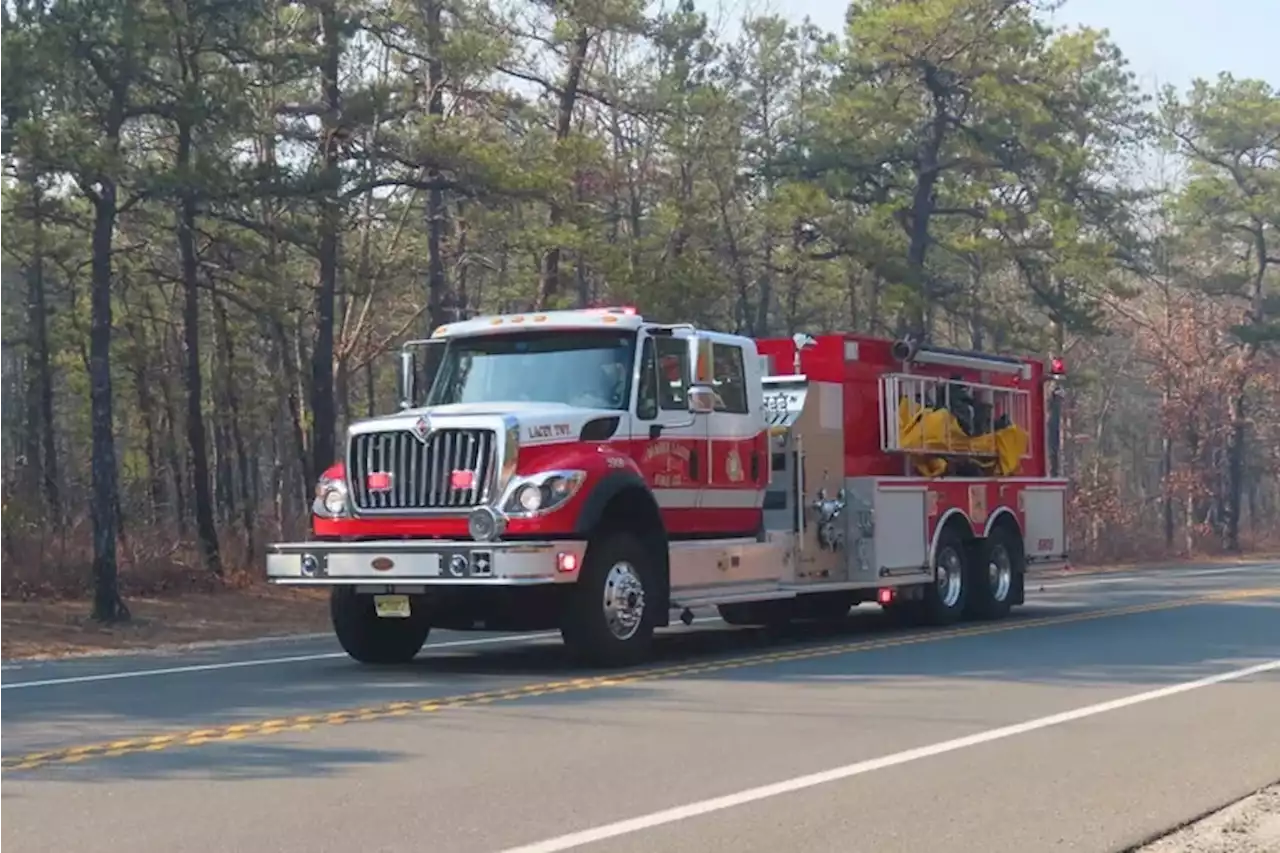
(1162, 385, 1174, 549)
(158, 356, 188, 532)
(177, 121, 223, 575)
(421, 0, 451, 330)
(1222, 385, 1246, 552)
(130, 343, 164, 524)
(310, 0, 343, 480)
(215, 297, 256, 554)
(533, 27, 592, 310)
(89, 183, 127, 622)
(22, 178, 61, 520)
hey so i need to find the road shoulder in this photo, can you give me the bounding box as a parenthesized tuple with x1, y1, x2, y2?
(1, 586, 330, 662)
(3, 554, 1275, 664)
(1135, 783, 1280, 853)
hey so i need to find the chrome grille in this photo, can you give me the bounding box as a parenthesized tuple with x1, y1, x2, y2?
(348, 428, 497, 511)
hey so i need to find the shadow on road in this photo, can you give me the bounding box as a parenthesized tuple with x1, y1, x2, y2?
(5, 743, 407, 785)
(3, 591, 1276, 783)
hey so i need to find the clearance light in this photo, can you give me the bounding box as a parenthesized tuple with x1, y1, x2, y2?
(1050, 356, 1066, 376)
(877, 587, 895, 605)
(557, 552, 579, 573)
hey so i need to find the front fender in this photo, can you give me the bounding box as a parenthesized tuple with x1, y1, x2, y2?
(573, 470, 652, 535)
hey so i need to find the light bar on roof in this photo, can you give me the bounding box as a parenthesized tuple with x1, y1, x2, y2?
(910, 346, 1031, 378)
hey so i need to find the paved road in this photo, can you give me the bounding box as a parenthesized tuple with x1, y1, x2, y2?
(3, 563, 1279, 853)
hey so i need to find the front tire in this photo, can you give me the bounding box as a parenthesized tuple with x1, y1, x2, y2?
(330, 587, 431, 664)
(561, 531, 657, 667)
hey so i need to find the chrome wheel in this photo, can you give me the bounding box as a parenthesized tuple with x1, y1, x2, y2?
(602, 561, 646, 641)
(988, 543, 1013, 602)
(936, 547, 965, 609)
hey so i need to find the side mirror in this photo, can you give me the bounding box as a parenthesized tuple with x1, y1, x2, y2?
(398, 349, 416, 410)
(687, 384, 717, 415)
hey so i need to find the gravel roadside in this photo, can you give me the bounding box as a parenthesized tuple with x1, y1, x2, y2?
(1135, 784, 1280, 852)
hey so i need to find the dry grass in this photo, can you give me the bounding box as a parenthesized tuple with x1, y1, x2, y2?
(1, 517, 330, 661)
(2, 513, 1277, 663)
(1, 585, 330, 660)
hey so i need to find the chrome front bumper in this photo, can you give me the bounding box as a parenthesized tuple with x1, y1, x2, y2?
(266, 539, 587, 586)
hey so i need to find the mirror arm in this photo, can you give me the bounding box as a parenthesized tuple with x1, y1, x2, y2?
(398, 338, 446, 410)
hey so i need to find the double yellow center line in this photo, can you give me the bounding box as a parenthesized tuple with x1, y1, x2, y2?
(4, 587, 1274, 773)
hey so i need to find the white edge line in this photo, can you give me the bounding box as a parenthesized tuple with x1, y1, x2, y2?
(0, 632, 559, 690)
(5, 564, 1273, 689)
(0, 616, 726, 691)
(499, 658, 1280, 853)
(1038, 565, 1276, 590)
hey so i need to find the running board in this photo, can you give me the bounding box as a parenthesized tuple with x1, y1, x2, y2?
(670, 578, 919, 610)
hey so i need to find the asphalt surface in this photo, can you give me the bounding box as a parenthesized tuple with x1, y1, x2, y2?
(3, 562, 1279, 853)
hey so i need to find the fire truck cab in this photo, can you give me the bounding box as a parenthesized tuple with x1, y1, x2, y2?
(266, 307, 1069, 667)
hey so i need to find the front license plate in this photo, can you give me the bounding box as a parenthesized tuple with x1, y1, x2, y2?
(374, 594, 411, 618)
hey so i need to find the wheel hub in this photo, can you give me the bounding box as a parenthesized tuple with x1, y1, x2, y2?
(603, 561, 646, 640)
(987, 544, 1013, 602)
(936, 548, 964, 608)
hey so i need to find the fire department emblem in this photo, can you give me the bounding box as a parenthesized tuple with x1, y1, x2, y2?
(411, 415, 431, 443)
(725, 448, 744, 483)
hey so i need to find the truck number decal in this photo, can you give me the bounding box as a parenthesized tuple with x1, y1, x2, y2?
(527, 423, 572, 440)
(762, 391, 801, 427)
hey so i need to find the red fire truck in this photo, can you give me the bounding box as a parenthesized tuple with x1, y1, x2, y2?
(266, 307, 1069, 666)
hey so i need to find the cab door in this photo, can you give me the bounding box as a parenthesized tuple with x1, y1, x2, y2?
(695, 332, 767, 537)
(629, 329, 708, 536)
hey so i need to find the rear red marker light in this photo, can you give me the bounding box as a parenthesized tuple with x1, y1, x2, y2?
(557, 553, 579, 573)
(877, 587, 894, 605)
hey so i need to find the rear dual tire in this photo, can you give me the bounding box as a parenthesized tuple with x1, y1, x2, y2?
(920, 526, 969, 625)
(967, 526, 1020, 620)
(884, 524, 1022, 626)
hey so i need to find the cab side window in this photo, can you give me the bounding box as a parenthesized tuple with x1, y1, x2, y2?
(710, 342, 748, 414)
(636, 338, 658, 420)
(656, 337, 690, 411)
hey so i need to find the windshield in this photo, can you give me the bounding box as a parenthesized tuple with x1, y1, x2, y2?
(425, 330, 637, 410)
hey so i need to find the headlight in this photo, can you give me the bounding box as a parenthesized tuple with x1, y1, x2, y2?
(313, 477, 349, 519)
(503, 470, 585, 517)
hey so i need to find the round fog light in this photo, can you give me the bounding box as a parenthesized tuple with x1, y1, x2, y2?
(468, 506, 506, 541)
(301, 554, 319, 577)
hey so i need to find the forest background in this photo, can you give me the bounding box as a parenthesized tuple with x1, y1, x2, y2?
(2, 0, 1277, 624)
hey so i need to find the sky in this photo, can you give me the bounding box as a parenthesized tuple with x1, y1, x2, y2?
(725, 0, 1279, 95)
